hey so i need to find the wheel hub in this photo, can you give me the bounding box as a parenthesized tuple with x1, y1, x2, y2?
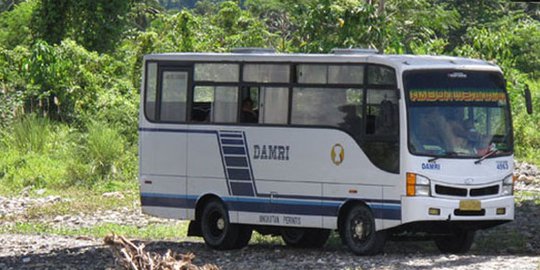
(354, 221, 364, 239)
(216, 218, 225, 230)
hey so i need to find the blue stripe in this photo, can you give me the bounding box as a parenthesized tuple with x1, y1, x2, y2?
(227, 168, 251, 180)
(221, 139, 244, 145)
(225, 156, 248, 167)
(140, 193, 401, 220)
(230, 182, 255, 196)
(223, 146, 246, 155)
(220, 133, 242, 138)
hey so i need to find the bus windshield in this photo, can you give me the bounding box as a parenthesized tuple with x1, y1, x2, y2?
(404, 70, 512, 158)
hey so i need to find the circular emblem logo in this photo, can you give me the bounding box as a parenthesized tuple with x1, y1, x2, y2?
(331, 144, 345, 166)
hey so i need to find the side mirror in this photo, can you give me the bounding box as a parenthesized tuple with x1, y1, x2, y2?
(524, 85, 533, 115)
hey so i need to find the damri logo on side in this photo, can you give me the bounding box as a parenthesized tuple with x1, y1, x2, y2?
(253, 145, 290, 160)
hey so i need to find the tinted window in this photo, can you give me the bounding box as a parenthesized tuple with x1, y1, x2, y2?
(368, 65, 396, 85)
(160, 70, 188, 122)
(261, 87, 289, 124)
(291, 88, 363, 139)
(243, 64, 290, 83)
(195, 63, 239, 82)
(145, 62, 158, 121)
(191, 86, 238, 123)
(296, 64, 364, 84)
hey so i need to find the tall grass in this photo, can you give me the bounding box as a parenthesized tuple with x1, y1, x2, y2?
(0, 115, 137, 191)
(6, 114, 51, 153)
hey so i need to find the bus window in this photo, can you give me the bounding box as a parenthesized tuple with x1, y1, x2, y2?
(243, 64, 289, 83)
(260, 87, 289, 124)
(240, 87, 259, 123)
(192, 86, 238, 123)
(195, 63, 239, 82)
(296, 64, 364, 84)
(291, 87, 363, 139)
(145, 62, 158, 121)
(160, 70, 188, 122)
(368, 65, 396, 86)
(365, 89, 398, 135)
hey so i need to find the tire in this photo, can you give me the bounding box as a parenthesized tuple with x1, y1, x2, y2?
(233, 225, 253, 249)
(281, 228, 330, 248)
(201, 199, 243, 250)
(434, 229, 475, 254)
(340, 204, 387, 255)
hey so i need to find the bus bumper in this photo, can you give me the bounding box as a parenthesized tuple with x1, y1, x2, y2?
(401, 195, 514, 224)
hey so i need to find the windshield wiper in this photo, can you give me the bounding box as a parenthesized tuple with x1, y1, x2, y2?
(474, 147, 499, 164)
(427, 151, 458, 163)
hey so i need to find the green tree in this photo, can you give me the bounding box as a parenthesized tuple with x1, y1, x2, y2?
(0, 0, 37, 49)
(31, 0, 133, 53)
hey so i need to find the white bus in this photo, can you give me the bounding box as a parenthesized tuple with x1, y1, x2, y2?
(139, 49, 518, 255)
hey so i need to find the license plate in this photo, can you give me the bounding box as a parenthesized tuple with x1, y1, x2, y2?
(459, 200, 481, 211)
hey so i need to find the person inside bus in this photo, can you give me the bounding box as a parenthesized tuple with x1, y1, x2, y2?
(338, 104, 362, 139)
(240, 98, 258, 123)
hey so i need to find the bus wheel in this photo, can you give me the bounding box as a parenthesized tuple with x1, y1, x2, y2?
(233, 225, 253, 249)
(201, 200, 240, 250)
(434, 229, 475, 254)
(340, 205, 386, 255)
(281, 228, 330, 248)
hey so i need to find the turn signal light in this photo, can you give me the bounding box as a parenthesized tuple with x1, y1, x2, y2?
(496, 208, 506, 215)
(406, 173, 416, 196)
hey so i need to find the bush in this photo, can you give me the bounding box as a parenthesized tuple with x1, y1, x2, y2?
(6, 114, 51, 153)
(66, 121, 136, 186)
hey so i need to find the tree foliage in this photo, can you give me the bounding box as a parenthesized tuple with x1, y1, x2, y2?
(0, 0, 539, 188)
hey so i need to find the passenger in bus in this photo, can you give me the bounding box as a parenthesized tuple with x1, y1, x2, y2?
(240, 98, 258, 123)
(338, 104, 362, 139)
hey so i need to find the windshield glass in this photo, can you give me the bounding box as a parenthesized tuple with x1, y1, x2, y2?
(404, 70, 512, 158)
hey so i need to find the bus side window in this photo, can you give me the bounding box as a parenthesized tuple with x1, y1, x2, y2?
(240, 87, 259, 123)
(260, 87, 289, 124)
(192, 86, 238, 123)
(160, 70, 188, 122)
(365, 89, 398, 136)
(145, 62, 158, 121)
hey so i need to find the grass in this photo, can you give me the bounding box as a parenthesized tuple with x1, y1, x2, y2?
(515, 190, 540, 205)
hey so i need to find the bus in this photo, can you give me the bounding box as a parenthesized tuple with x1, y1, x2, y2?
(138, 49, 523, 255)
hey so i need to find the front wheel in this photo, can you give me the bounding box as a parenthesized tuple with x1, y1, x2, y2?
(434, 229, 475, 254)
(340, 204, 386, 255)
(281, 228, 330, 248)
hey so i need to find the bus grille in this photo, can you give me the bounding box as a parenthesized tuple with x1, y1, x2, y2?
(470, 185, 499, 197)
(435, 185, 467, 197)
(435, 184, 500, 197)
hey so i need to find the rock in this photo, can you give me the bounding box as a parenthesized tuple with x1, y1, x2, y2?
(517, 174, 533, 184)
(102, 192, 124, 199)
(20, 186, 33, 197)
(22, 257, 31, 263)
(35, 189, 46, 195)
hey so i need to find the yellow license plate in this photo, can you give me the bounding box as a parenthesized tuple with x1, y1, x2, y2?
(459, 200, 481, 211)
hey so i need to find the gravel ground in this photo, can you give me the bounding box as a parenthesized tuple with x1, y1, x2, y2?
(0, 162, 539, 270)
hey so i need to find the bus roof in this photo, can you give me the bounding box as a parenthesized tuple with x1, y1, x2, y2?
(144, 52, 501, 73)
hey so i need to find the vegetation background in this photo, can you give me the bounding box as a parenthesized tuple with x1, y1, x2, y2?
(0, 0, 539, 192)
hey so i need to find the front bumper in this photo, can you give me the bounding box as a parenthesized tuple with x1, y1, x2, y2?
(401, 195, 514, 224)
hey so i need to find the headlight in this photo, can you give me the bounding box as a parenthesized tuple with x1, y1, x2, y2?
(501, 174, 514, 196)
(406, 173, 431, 196)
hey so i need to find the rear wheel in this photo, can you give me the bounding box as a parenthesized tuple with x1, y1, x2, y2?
(434, 229, 475, 254)
(201, 200, 250, 250)
(281, 228, 330, 248)
(340, 204, 386, 255)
